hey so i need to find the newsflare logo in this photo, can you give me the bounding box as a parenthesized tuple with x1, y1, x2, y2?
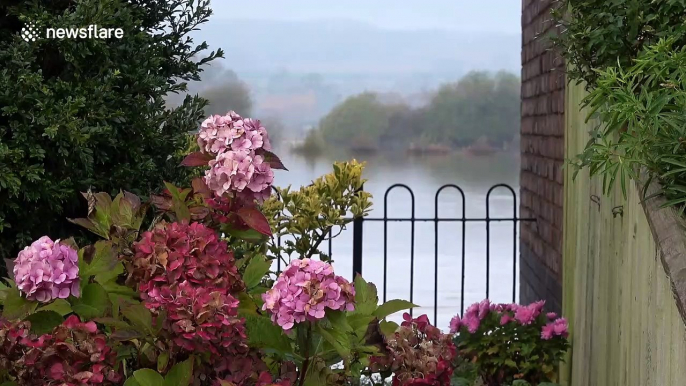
(21, 22, 39, 42)
(21, 21, 124, 42)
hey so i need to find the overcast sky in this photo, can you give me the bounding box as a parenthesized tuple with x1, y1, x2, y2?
(210, 0, 520, 34)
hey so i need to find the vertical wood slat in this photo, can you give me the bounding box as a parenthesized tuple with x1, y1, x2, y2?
(562, 82, 686, 385)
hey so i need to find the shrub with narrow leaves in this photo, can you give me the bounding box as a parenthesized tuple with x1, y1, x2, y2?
(261, 258, 355, 330)
(13, 236, 80, 302)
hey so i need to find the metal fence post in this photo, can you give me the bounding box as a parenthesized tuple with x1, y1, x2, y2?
(352, 214, 363, 278)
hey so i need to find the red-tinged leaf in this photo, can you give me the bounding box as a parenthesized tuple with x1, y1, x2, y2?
(236, 207, 272, 236)
(191, 177, 212, 198)
(68, 217, 98, 232)
(189, 206, 210, 220)
(181, 152, 213, 167)
(257, 149, 288, 170)
(150, 195, 172, 211)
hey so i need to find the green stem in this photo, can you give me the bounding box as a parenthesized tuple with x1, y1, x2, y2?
(298, 323, 313, 386)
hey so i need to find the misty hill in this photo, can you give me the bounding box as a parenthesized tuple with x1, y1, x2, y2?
(193, 19, 520, 77)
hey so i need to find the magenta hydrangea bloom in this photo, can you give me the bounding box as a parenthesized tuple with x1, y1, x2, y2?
(13, 236, 80, 302)
(514, 300, 545, 325)
(262, 258, 355, 330)
(541, 317, 569, 340)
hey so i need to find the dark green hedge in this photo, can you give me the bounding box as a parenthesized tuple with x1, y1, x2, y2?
(0, 0, 222, 264)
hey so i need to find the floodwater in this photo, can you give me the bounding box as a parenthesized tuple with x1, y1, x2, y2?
(271, 147, 521, 331)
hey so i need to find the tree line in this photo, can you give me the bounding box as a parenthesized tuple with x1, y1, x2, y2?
(313, 71, 520, 151)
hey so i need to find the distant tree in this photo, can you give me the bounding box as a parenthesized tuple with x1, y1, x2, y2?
(201, 71, 253, 116)
(0, 0, 221, 262)
(318, 93, 394, 146)
(423, 71, 520, 147)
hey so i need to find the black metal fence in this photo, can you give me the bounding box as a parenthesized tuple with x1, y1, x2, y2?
(277, 183, 535, 324)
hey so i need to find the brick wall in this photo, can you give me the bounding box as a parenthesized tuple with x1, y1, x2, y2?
(520, 0, 565, 313)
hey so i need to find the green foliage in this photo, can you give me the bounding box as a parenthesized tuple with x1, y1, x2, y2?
(313, 71, 520, 151)
(70, 282, 109, 320)
(453, 312, 569, 386)
(570, 38, 686, 208)
(261, 160, 372, 263)
(0, 0, 222, 263)
(319, 93, 396, 147)
(423, 71, 520, 147)
(24, 310, 63, 334)
(551, 0, 686, 87)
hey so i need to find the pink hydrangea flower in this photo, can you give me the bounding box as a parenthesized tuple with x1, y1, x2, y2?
(449, 314, 462, 333)
(262, 258, 355, 330)
(146, 281, 248, 357)
(205, 150, 274, 203)
(198, 111, 275, 203)
(197, 111, 272, 155)
(13, 236, 80, 302)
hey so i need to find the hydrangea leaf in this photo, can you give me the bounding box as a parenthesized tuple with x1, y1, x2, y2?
(123, 377, 141, 386)
(317, 311, 353, 358)
(373, 299, 418, 320)
(237, 207, 273, 236)
(379, 320, 399, 337)
(258, 149, 288, 170)
(243, 254, 271, 289)
(122, 303, 155, 336)
(180, 151, 213, 167)
(79, 241, 117, 279)
(133, 368, 165, 386)
(352, 274, 378, 316)
(70, 283, 109, 320)
(241, 313, 293, 355)
(36, 298, 72, 316)
(24, 310, 64, 334)
(2, 285, 38, 319)
(164, 357, 194, 386)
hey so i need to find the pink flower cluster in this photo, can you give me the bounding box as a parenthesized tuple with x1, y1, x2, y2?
(133, 221, 244, 305)
(13, 236, 80, 302)
(450, 299, 568, 339)
(450, 299, 493, 333)
(146, 281, 249, 357)
(199, 111, 274, 203)
(262, 258, 355, 330)
(0, 316, 121, 385)
(541, 315, 569, 340)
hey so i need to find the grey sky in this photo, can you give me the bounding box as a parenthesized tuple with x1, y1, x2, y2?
(210, 0, 520, 34)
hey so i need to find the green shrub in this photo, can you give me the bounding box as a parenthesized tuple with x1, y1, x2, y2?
(551, 0, 686, 87)
(570, 38, 686, 208)
(0, 0, 222, 261)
